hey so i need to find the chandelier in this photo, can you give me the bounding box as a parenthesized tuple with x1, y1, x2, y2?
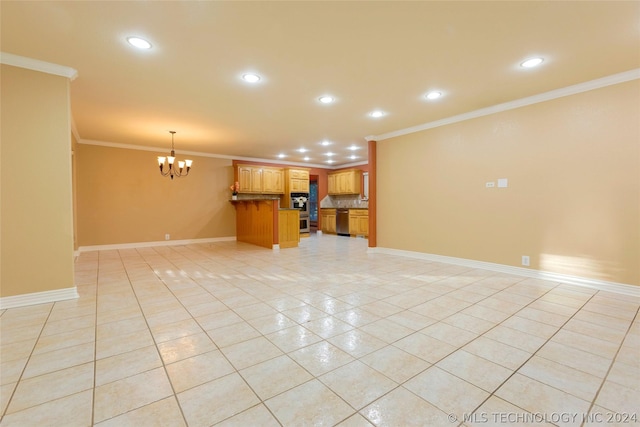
(157, 131, 192, 179)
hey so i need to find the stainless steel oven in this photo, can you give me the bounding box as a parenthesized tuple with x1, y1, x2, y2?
(290, 192, 310, 233)
(299, 215, 310, 233)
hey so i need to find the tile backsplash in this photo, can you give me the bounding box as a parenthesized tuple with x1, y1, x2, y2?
(320, 194, 368, 209)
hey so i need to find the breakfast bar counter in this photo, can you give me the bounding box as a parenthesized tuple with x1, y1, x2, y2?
(230, 199, 299, 249)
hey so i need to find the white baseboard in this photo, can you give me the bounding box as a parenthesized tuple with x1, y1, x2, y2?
(0, 287, 79, 309)
(368, 247, 639, 297)
(78, 236, 236, 252)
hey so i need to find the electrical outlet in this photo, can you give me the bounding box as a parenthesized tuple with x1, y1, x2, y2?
(165, 234, 170, 241)
(522, 255, 530, 266)
(486, 182, 495, 188)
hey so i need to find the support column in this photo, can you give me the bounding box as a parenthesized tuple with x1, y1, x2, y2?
(367, 139, 377, 248)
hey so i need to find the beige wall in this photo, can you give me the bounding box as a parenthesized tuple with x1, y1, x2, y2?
(377, 80, 640, 286)
(76, 144, 236, 246)
(1, 64, 75, 297)
(72, 132, 79, 250)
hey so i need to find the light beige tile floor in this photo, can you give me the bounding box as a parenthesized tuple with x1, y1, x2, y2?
(1, 234, 639, 426)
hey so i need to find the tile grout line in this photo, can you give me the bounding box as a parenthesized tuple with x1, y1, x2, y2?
(150, 245, 354, 426)
(0, 301, 56, 421)
(90, 251, 100, 427)
(164, 242, 409, 425)
(4, 238, 637, 426)
(137, 244, 286, 426)
(90, 247, 188, 425)
(462, 286, 609, 426)
(579, 302, 640, 427)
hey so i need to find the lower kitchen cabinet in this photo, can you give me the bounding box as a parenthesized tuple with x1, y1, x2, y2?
(320, 209, 336, 234)
(348, 209, 368, 237)
(278, 209, 300, 248)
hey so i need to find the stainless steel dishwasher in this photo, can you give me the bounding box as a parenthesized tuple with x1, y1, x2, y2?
(336, 208, 350, 236)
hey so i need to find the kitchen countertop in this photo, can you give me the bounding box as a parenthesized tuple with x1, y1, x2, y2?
(230, 197, 280, 200)
(321, 207, 368, 210)
(229, 198, 280, 203)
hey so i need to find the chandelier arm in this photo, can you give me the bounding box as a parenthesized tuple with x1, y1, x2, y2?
(158, 131, 190, 179)
(159, 163, 175, 178)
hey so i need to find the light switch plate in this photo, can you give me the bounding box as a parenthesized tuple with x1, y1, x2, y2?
(497, 178, 508, 188)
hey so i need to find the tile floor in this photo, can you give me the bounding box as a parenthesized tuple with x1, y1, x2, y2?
(1, 234, 639, 426)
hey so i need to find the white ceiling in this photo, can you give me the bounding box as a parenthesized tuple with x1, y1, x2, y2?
(2, 1, 639, 167)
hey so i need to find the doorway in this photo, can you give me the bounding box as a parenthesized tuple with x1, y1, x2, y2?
(309, 176, 318, 232)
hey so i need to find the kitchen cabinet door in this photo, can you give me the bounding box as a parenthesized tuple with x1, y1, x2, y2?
(263, 168, 284, 193)
(250, 168, 263, 192)
(238, 166, 254, 193)
(348, 209, 368, 236)
(327, 174, 337, 195)
(320, 209, 336, 234)
(326, 214, 336, 233)
(328, 170, 361, 195)
(278, 209, 299, 248)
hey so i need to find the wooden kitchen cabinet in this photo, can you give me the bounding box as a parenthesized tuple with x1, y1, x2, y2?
(328, 169, 362, 195)
(278, 209, 300, 248)
(263, 168, 284, 193)
(327, 174, 337, 194)
(320, 208, 336, 234)
(237, 164, 284, 194)
(348, 209, 368, 237)
(285, 168, 310, 193)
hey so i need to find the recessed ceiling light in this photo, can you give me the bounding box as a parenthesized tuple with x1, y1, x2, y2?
(347, 145, 359, 151)
(320, 140, 332, 146)
(318, 96, 334, 104)
(425, 91, 443, 100)
(520, 57, 544, 68)
(127, 37, 152, 49)
(303, 156, 310, 161)
(327, 159, 335, 164)
(277, 153, 286, 159)
(242, 73, 261, 83)
(349, 155, 357, 160)
(297, 148, 308, 153)
(325, 152, 335, 157)
(369, 110, 385, 118)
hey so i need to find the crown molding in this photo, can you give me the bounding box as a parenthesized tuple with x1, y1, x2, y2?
(78, 138, 237, 159)
(369, 68, 640, 142)
(332, 160, 369, 169)
(78, 138, 362, 170)
(231, 155, 329, 169)
(0, 52, 78, 80)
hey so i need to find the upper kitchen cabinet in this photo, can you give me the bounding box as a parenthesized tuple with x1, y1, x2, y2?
(263, 167, 284, 193)
(286, 168, 310, 193)
(328, 169, 362, 195)
(237, 164, 284, 194)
